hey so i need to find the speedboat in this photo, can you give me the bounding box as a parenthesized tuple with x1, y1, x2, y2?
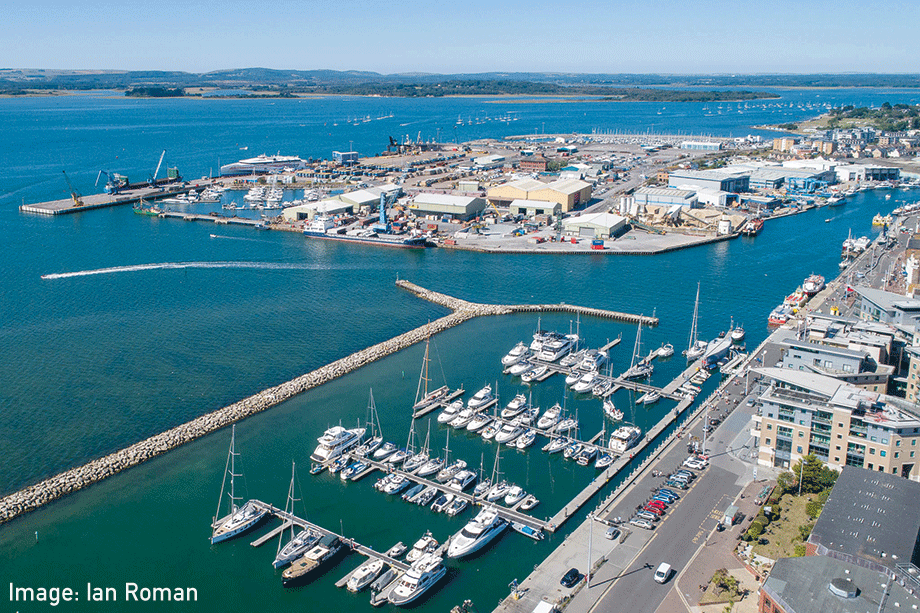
(480, 424, 499, 440)
(486, 480, 512, 502)
(273, 528, 322, 568)
(501, 342, 530, 366)
(438, 400, 463, 424)
(448, 469, 477, 491)
(467, 385, 493, 409)
(519, 495, 540, 511)
(565, 370, 583, 386)
(387, 553, 447, 606)
(445, 498, 468, 516)
(431, 492, 455, 513)
(416, 457, 444, 478)
(608, 426, 642, 455)
(401, 483, 426, 502)
(494, 423, 524, 444)
(500, 394, 528, 419)
(637, 391, 660, 405)
(536, 404, 562, 430)
(340, 460, 368, 480)
(310, 426, 365, 463)
(346, 558, 384, 593)
(515, 429, 537, 449)
(466, 413, 492, 432)
(504, 485, 527, 506)
(385, 542, 408, 559)
(592, 380, 613, 397)
(446, 506, 507, 558)
(328, 456, 350, 474)
(510, 522, 545, 541)
(658, 343, 674, 358)
(405, 531, 439, 563)
(382, 475, 411, 495)
(414, 485, 439, 507)
(436, 459, 467, 483)
(373, 442, 398, 461)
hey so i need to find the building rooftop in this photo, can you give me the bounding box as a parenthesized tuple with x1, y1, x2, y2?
(808, 466, 920, 570)
(855, 286, 920, 313)
(494, 178, 547, 192)
(762, 555, 919, 613)
(563, 213, 627, 228)
(412, 193, 480, 206)
(544, 178, 591, 194)
(668, 169, 748, 181)
(635, 186, 697, 198)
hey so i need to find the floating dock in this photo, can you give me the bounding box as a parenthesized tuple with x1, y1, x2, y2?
(19, 182, 217, 216)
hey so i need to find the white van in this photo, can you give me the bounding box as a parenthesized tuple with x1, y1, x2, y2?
(654, 563, 671, 584)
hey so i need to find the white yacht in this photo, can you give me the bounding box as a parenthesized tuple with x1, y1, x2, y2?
(572, 371, 598, 393)
(436, 459, 467, 483)
(220, 153, 307, 176)
(310, 426, 365, 463)
(405, 531, 439, 563)
(211, 426, 268, 544)
(450, 407, 478, 429)
(578, 349, 608, 372)
(536, 403, 562, 430)
(538, 335, 574, 362)
(521, 365, 547, 383)
(515, 429, 537, 449)
(387, 553, 447, 606)
(608, 426, 642, 455)
(448, 469, 477, 491)
(446, 506, 508, 558)
(438, 400, 463, 424)
(504, 485, 526, 506)
(657, 343, 675, 358)
(513, 406, 539, 427)
(431, 492, 455, 513)
(508, 360, 532, 376)
(466, 413, 492, 433)
(554, 417, 578, 433)
(486, 480, 512, 502)
(500, 394, 528, 418)
(346, 558, 384, 593)
(501, 342, 530, 366)
(373, 441, 398, 461)
(685, 282, 708, 360)
(416, 457, 444, 478)
(603, 398, 623, 421)
(494, 423, 524, 444)
(467, 385, 493, 409)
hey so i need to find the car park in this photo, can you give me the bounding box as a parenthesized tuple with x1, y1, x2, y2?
(665, 479, 688, 489)
(658, 488, 679, 499)
(643, 505, 665, 516)
(684, 459, 707, 470)
(653, 563, 672, 584)
(647, 500, 667, 510)
(629, 518, 654, 530)
(652, 495, 673, 505)
(675, 469, 695, 479)
(635, 511, 659, 522)
(605, 527, 621, 540)
(560, 568, 581, 588)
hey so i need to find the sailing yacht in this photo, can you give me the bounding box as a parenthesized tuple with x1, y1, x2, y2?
(621, 321, 653, 380)
(211, 425, 268, 544)
(412, 337, 449, 413)
(685, 282, 708, 360)
(273, 462, 322, 568)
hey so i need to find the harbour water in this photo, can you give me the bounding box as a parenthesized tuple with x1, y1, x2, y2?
(1, 89, 918, 612)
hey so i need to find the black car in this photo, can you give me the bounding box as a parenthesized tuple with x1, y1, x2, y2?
(561, 568, 581, 588)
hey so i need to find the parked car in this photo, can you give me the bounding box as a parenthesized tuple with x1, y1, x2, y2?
(665, 479, 688, 490)
(675, 469, 695, 479)
(654, 563, 672, 584)
(643, 505, 665, 516)
(560, 568, 581, 588)
(652, 495, 673, 505)
(647, 500, 667, 510)
(635, 511, 659, 522)
(629, 518, 654, 530)
(684, 459, 707, 470)
(605, 527, 621, 541)
(657, 488, 680, 499)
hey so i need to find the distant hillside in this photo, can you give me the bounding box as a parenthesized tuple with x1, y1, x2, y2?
(1, 69, 918, 95)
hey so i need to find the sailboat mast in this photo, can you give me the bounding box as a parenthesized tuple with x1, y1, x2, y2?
(688, 282, 700, 352)
(278, 461, 296, 556)
(414, 337, 431, 405)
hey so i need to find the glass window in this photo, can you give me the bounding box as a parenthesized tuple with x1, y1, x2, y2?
(897, 440, 901, 447)
(870, 448, 876, 455)
(797, 446, 803, 454)
(766, 438, 771, 445)
(881, 450, 887, 457)
(895, 452, 900, 459)
(799, 431, 804, 437)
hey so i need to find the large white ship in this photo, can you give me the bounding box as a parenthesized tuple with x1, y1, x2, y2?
(220, 153, 307, 176)
(446, 506, 507, 558)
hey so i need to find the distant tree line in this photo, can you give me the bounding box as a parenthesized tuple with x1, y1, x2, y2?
(827, 102, 920, 131)
(125, 86, 186, 98)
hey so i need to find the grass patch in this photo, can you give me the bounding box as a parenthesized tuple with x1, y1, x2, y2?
(751, 493, 815, 561)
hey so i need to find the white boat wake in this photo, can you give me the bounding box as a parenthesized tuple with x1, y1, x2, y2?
(42, 261, 316, 280)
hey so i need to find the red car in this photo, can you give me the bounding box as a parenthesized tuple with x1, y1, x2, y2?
(647, 500, 667, 510)
(643, 505, 665, 516)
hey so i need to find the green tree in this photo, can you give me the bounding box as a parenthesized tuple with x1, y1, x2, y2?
(791, 455, 838, 494)
(748, 521, 764, 539)
(794, 544, 807, 557)
(777, 471, 796, 494)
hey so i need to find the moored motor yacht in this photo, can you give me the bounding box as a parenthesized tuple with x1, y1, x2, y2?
(501, 342, 530, 366)
(480, 424, 499, 440)
(466, 412, 492, 432)
(536, 403, 562, 430)
(447, 507, 507, 558)
(445, 497, 468, 516)
(467, 385, 493, 409)
(508, 360, 533, 376)
(373, 441, 398, 461)
(515, 429, 537, 449)
(282, 534, 344, 586)
(310, 426, 366, 463)
(346, 558, 384, 593)
(486, 480, 512, 502)
(608, 426, 642, 455)
(450, 407, 478, 429)
(448, 469, 477, 491)
(500, 393, 528, 418)
(554, 417, 578, 433)
(494, 423, 524, 444)
(657, 343, 674, 358)
(405, 531, 439, 563)
(431, 492, 455, 513)
(572, 371, 598, 393)
(387, 553, 447, 606)
(603, 398, 624, 421)
(504, 485, 527, 506)
(513, 406, 539, 427)
(438, 400, 463, 423)
(436, 459, 467, 483)
(544, 436, 569, 453)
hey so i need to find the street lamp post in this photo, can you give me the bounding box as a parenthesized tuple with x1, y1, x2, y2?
(586, 513, 594, 584)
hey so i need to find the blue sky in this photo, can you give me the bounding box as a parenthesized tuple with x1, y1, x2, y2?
(5, 0, 919, 74)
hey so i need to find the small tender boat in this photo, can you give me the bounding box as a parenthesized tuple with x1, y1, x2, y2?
(431, 492, 455, 513)
(510, 522, 545, 540)
(445, 498, 468, 516)
(346, 558, 384, 593)
(504, 485, 527, 506)
(658, 343, 674, 358)
(519, 495, 540, 511)
(385, 542, 407, 559)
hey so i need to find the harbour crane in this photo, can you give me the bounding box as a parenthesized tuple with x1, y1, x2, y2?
(95, 170, 126, 194)
(149, 150, 166, 186)
(62, 170, 85, 208)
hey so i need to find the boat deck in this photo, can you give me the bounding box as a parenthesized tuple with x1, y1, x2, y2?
(412, 387, 465, 419)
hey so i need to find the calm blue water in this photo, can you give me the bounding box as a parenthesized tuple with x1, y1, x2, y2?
(1, 89, 919, 613)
